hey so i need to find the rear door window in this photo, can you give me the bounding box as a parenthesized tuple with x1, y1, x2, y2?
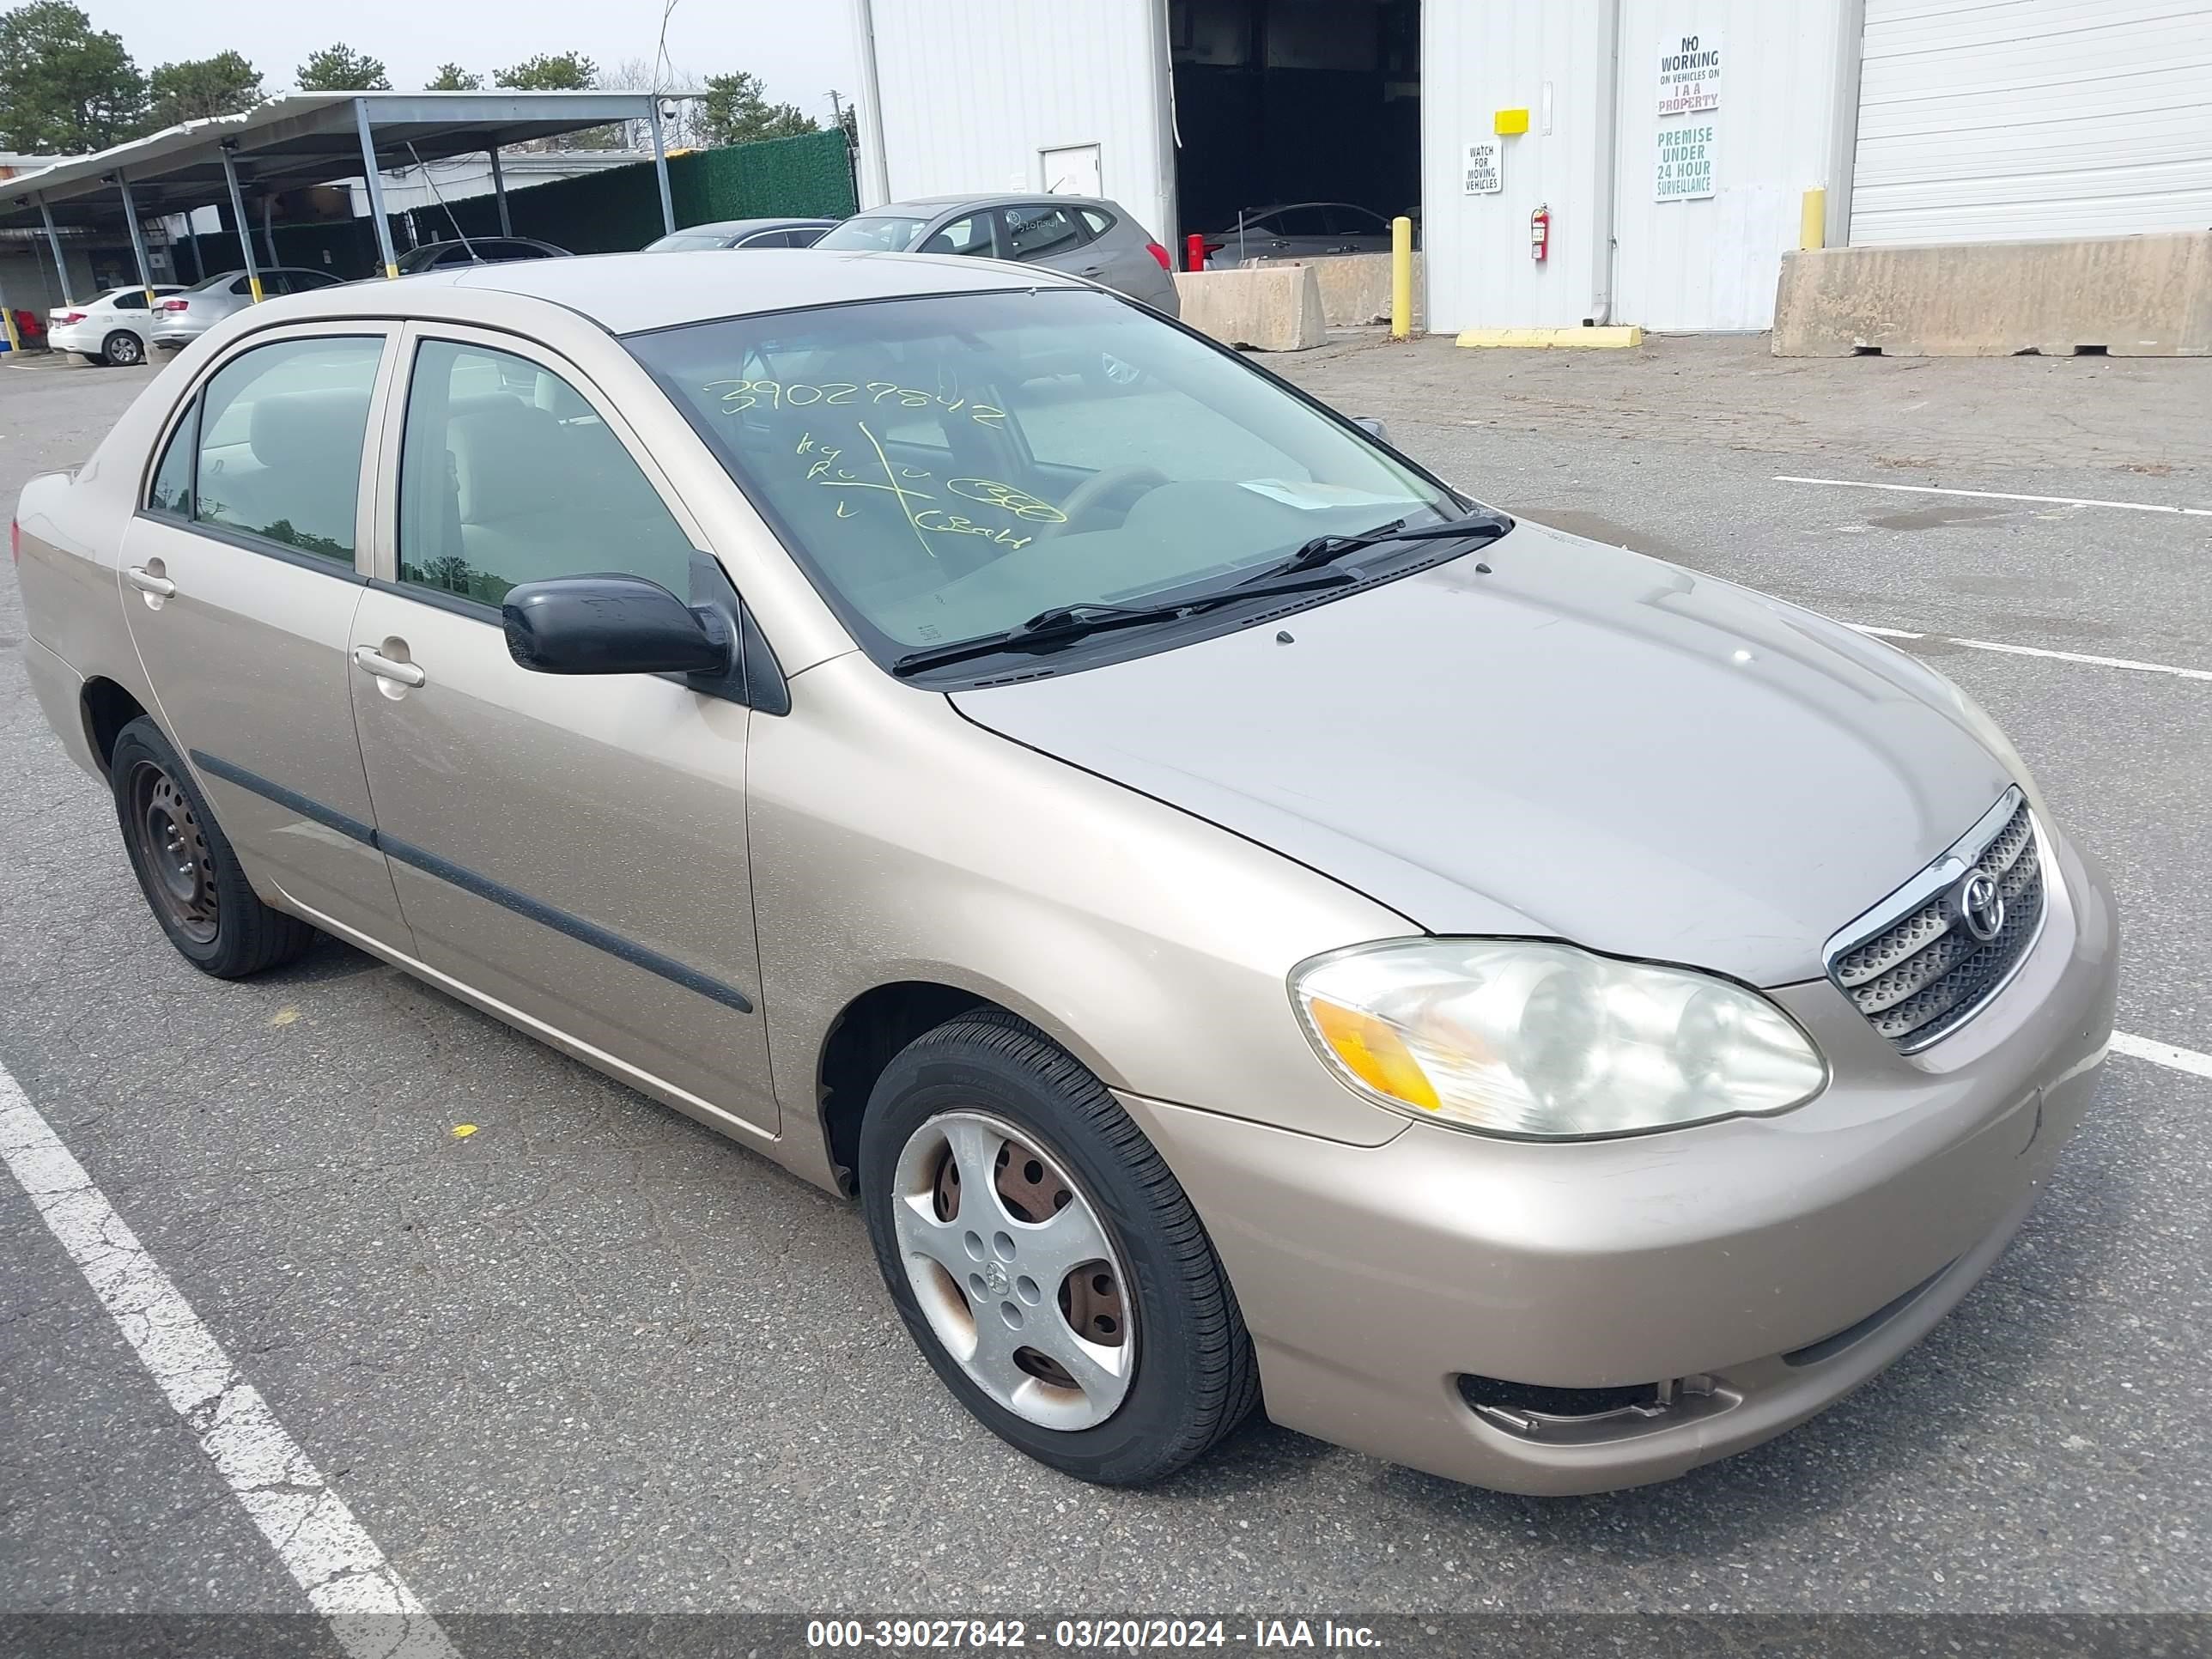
(1079, 209, 1116, 239)
(1002, 204, 1086, 260)
(146, 403, 197, 516)
(1271, 206, 1330, 237)
(192, 336, 383, 562)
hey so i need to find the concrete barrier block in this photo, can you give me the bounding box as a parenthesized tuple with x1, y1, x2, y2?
(1173, 264, 1328, 352)
(1773, 234, 2212, 357)
(1249, 252, 1423, 328)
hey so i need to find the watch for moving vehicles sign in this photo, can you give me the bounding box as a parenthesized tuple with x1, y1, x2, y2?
(1655, 122, 1716, 201)
(1657, 32, 1722, 115)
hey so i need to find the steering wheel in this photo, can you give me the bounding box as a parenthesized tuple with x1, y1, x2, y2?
(1036, 466, 1172, 540)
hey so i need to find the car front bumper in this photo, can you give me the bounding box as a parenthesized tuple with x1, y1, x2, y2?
(1120, 828, 2118, 1495)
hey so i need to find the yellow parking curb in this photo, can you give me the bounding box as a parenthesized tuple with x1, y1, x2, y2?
(1455, 325, 1644, 349)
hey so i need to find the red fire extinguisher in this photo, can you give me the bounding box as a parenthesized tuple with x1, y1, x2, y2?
(1530, 204, 1551, 263)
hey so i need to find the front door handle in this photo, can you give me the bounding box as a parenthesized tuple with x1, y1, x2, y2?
(125, 566, 176, 598)
(353, 646, 426, 688)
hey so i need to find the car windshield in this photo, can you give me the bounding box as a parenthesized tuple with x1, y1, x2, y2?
(627, 289, 1456, 672)
(815, 214, 930, 252)
(647, 231, 735, 251)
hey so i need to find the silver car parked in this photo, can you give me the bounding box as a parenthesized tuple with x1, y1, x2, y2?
(817, 194, 1180, 318)
(11, 252, 2118, 1498)
(643, 217, 838, 252)
(150, 267, 343, 351)
(1202, 201, 1401, 268)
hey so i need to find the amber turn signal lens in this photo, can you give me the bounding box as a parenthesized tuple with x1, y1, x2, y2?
(1307, 997, 1441, 1112)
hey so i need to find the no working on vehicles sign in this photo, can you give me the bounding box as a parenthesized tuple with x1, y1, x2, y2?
(1657, 32, 1722, 115)
(1655, 123, 1716, 201)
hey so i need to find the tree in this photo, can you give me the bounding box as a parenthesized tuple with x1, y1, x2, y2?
(495, 52, 598, 91)
(144, 52, 264, 129)
(425, 64, 483, 92)
(0, 1, 146, 153)
(698, 70, 817, 148)
(296, 44, 389, 92)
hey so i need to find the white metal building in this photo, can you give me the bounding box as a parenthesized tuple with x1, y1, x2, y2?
(848, 0, 2212, 333)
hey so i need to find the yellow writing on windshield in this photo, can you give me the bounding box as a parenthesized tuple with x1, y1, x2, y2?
(789, 428, 1050, 552)
(703, 378, 1006, 427)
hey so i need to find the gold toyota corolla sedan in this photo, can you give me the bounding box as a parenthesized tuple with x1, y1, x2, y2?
(11, 252, 2118, 1495)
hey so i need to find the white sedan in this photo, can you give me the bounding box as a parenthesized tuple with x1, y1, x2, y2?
(46, 285, 185, 367)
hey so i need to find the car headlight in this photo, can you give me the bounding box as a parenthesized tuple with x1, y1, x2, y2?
(1291, 940, 1827, 1140)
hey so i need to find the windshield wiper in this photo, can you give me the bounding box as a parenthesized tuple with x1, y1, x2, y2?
(1237, 508, 1515, 585)
(890, 575, 1357, 678)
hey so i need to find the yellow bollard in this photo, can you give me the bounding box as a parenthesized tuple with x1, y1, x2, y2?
(1800, 188, 1826, 252)
(1, 304, 22, 356)
(1391, 216, 1413, 340)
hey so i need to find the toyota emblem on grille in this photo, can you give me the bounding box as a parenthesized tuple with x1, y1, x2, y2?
(1953, 872, 2005, 944)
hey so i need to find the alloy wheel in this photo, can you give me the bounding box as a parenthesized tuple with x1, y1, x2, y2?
(890, 1110, 1136, 1431)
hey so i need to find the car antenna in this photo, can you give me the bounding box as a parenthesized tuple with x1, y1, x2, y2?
(407, 142, 478, 264)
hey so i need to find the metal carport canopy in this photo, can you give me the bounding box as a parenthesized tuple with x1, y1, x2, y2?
(0, 91, 676, 229)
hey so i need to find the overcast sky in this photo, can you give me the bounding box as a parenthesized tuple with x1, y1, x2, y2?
(82, 0, 860, 121)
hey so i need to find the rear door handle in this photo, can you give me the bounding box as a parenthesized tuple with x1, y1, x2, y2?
(125, 566, 176, 598)
(353, 646, 426, 688)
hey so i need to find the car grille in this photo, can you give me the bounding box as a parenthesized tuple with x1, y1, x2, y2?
(1826, 791, 2045, 1053)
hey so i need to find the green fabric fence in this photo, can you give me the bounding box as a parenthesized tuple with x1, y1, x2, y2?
(183, 129, 856, 282)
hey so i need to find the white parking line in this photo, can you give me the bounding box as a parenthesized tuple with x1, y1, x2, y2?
(1846, 623, 2212, 684)
(0, 1060, 458, 1659)
(1778, 474, 2212, 518)
(2112, 1031, 2212, 1082)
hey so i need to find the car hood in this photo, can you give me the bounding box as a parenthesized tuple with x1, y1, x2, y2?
(949, 522, 2018, 986)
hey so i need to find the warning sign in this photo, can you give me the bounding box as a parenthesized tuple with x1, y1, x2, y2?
(1657, 32, 1723, 116)
(1655, 122, 1715, 201)
(1462, 140, 1502, 195)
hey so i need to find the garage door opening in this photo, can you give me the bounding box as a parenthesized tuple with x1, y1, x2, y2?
(1170, 0, 1420, 267)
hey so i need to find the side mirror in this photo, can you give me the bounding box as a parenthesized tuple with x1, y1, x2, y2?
(1351, 416, 1389, 445)
(501, 574, 731, 677)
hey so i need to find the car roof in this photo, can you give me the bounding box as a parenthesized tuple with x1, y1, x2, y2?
(283, 248, 1086, 334)
(868, 193, 1113, 214)
(676, 217, 836, 235)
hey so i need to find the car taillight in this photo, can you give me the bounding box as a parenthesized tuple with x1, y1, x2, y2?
(1202, 240, 1225, 255)
(57, 311, 85, 325)
(161, 299, 189, 312)
(1146, 241, 1171, 270)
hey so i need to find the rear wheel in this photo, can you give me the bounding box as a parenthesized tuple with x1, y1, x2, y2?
(100, 330, 143, 367)
(860, 1010, 1259, 1486)
(109, 717, 313, 976)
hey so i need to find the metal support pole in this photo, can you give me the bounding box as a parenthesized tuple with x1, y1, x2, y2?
(647, 99, 676, 237)
(219, 145, 264, 302)
(489, 145, 513, 237)
(117, 175, 156, 307)
(38, 197, 75, 307)
(355, 99, 399, 280)
(260, 193, 278, 268)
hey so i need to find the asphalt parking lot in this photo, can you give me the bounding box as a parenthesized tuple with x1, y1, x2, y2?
(3, 337, 2209, 1632)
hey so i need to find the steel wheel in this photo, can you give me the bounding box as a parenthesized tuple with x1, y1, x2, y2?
(890, 1110, 1136, 1431)
(125, 759, 218, 945)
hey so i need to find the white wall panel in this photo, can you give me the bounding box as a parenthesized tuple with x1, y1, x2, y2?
(1613, 0, 1846, 331)
(1851, 0, 2212, 246)
(854, 0, 1176, 247)
(1421, 0, 1608, 332)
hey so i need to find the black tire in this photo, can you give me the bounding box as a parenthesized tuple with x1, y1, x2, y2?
(109, 717, 314, 977)
(860, 1009, 1260, 1486)
(100, 330, 143, 367)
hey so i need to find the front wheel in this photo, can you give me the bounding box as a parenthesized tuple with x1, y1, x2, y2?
(109, 717, 314, 976)
(860, 1011, 1259, 1486)
(100, 330, 143, 367)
